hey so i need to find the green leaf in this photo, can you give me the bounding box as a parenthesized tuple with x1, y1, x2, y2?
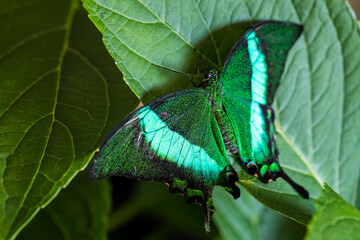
(213, 187, 306, 240)
(305, 183, 360, 240)
(82, 0, 360, 226)
(0, 0, 138, 238)
(17, 171, 111, 240)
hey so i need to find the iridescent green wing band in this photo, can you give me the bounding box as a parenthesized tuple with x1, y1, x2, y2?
(91, 89, 231, 182)
(220, 21, 303, 104)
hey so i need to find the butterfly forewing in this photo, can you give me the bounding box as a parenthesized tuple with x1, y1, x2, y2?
(90, 88, 240, 223)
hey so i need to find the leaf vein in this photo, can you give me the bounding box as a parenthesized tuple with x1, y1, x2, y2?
(0, 68, 57, 119)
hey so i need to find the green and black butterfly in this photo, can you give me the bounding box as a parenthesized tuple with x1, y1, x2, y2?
(90, 21, 309, 231)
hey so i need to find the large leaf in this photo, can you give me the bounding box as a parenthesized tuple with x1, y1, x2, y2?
(0, 0, 138, 238)
(17, 171, 111, 240)
(305, 183, 360, 240)
(82, 0, 360, 225)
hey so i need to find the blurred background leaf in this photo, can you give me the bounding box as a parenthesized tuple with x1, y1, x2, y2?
(17, 171, 111, 240)
(108, 181, 220, 240)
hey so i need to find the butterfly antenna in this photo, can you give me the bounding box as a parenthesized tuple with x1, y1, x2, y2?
(151, 62, 197, 87)
(194, 48, 208, 74)
(193, 47, 219, 71)
(280, 168, 309, 199)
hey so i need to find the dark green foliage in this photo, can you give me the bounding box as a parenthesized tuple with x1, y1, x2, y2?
(17, 172, 111, 240)
(0, 0, 138, 238)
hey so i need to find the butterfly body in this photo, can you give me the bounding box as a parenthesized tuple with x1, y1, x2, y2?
(90, 21, 309, 231)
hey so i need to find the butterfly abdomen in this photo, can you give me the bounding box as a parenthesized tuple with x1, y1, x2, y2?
(212, 106, 239, 155)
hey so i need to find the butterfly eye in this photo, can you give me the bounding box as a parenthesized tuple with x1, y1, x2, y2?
(204, 69, 218, 79)
(246, 161, 257, 175)
(202, 70, 210, 79)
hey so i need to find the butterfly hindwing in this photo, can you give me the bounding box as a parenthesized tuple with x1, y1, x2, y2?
(219, 21, 308, 197)
(222, 95, 277, 178)
(90, 88, 240, 227)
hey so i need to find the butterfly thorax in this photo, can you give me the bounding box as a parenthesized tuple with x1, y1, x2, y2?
(205, 72, 221, 106)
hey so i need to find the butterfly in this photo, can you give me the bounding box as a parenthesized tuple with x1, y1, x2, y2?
(90, 21, 309, 232)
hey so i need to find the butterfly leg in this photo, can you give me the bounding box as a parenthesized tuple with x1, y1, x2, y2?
(168, 177, 215, 232)
(169, 178, 212, 206)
